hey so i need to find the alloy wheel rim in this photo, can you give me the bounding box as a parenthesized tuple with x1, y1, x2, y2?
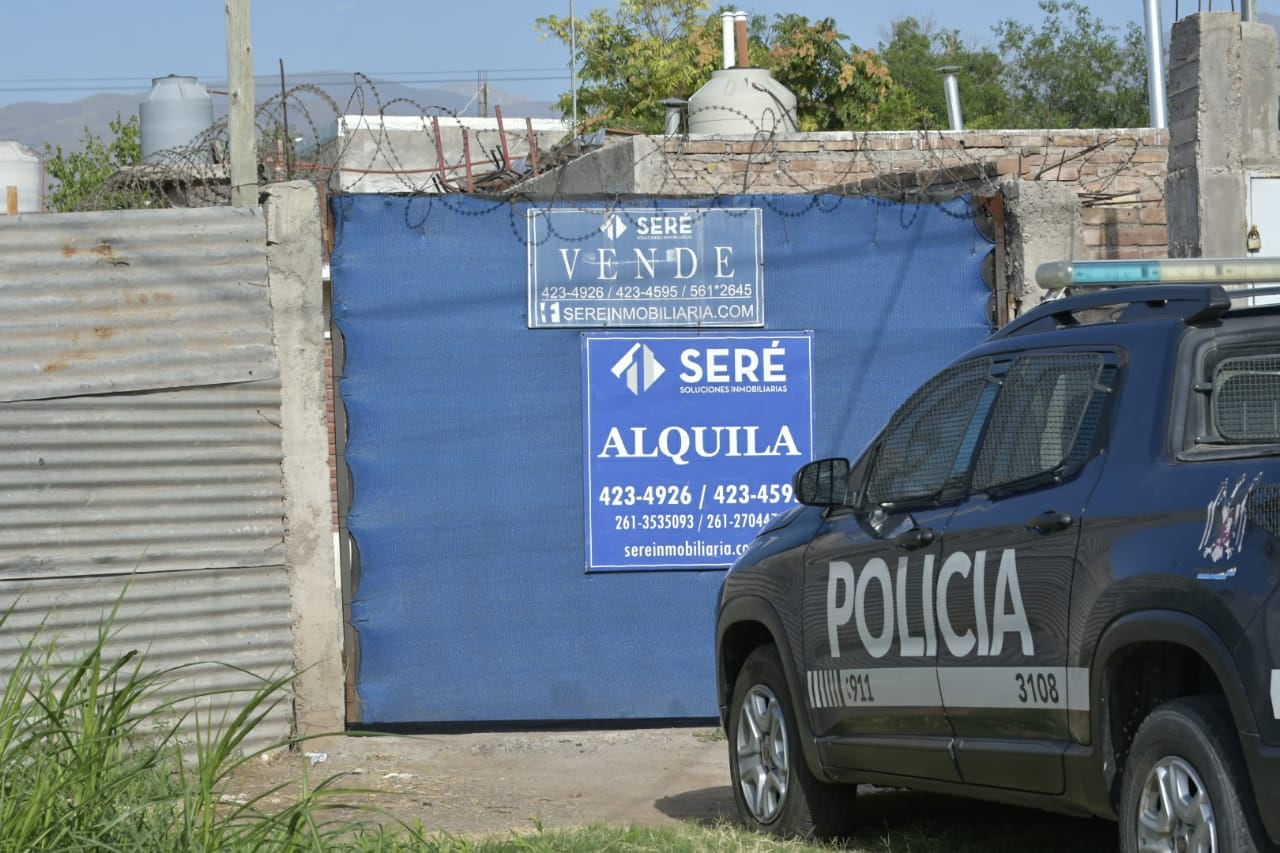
(735, 683, 790, 824)
(1135, 755, 1216, 853)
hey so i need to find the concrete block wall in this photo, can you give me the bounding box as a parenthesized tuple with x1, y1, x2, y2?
(1165, 12, 1280, 256)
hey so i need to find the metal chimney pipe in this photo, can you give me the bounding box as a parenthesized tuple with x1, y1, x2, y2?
(734, 11, 749, 68)
(1143, 0, 1167, 128)
(721, 11, 735, 70)
(939, 66, 964, 131)
(660, 98, 687, 135)
(1243, 0, 1257, 22)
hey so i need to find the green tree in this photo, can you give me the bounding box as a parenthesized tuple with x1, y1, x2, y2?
(538, 1, 920, 133)
(43, 114, 154, 212)
(994, 0, 1148, 128)
(537, 0, 719, 133)
(759, 14, 923, 131)
(879, 17, 1010, 129)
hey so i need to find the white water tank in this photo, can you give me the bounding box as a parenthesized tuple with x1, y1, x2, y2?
(0, 141, 42, 214)
(688, 67, 798, 135)
(140, 75, 214, 162)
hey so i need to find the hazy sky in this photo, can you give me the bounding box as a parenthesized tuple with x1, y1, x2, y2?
(0, 1, 1271, 110)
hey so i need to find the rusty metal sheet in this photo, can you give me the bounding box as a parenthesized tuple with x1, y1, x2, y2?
(0, 378, 285, 580)
(0, 207, 274, 404)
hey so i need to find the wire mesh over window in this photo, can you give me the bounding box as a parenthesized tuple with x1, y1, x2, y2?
(1063, 365, 1116, 470)
(972, 353, 1104, 492)
(865, 359, 992, 507)
(1213, 355, 1280, 443)
(1249, 483, 1280, 537)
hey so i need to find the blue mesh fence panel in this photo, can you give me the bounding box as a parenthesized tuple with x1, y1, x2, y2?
(331, 193, 991, 723)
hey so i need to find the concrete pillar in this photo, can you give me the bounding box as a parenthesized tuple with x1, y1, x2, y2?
(1241, 20, 1280, 164)
(263, 181, 345, 737)
(1002, 180, 1083, 310)
(1165, 12, 1279, 257)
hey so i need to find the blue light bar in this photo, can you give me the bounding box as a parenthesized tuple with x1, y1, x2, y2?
(1036, 257, 1280, 290)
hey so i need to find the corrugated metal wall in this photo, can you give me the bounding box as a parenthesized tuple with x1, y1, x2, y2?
(0, 207, 293, 746)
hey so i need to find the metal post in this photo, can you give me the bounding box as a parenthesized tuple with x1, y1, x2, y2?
(569, 0, 578, 134)
(1243, 0, 1257, 22)
(462, 130, 474, 192)
(279, 58, 291, 179)
(525, 117, 539, 173)
(431, 115, 448, 187)
(1143, 0, 1167, 128)
(495, 105, 511, 170)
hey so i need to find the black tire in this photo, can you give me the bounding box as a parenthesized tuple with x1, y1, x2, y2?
(1119, 695, 1268, 853)
(727, 644, 856, 840)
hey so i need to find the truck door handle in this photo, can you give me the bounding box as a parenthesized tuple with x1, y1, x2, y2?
(894, 527, 934, 549)
(1026, 511, 1073, 533)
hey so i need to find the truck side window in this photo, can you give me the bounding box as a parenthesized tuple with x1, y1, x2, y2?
(864, 359, 993, 507)
(972, 353, 1105, 492)
(1212, 354, 1280, 443)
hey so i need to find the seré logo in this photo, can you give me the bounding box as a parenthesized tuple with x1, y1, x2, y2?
(611, 343, 664, 395)
(600, 213, 628, 240)
(1200, 473, 1261, 562)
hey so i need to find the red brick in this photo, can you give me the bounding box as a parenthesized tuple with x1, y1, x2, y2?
(1052, 133, 1099, 146)
(960, 133, 1006, 149)
(773, 141, 822, 153)
(994, 156, 1024, 177)
(820, 139, 864, 151)
(864, 135, 913, 151)
(677, 141, 728, 155)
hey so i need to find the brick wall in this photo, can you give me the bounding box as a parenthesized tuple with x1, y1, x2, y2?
(653, 129, 1170, 259)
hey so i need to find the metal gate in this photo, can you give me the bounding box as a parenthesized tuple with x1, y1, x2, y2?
(331, 193, 993, 724)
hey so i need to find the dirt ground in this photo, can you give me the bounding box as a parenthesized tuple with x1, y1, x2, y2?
(227, 726, 1124, 850)
(229, 726, 736, 837)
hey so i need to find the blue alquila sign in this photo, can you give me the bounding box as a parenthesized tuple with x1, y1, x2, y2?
(528, 208, 764, 329)
(582, 331, 813, 571)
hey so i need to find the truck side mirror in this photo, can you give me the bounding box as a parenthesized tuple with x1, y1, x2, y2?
(793, 458, 850, 507)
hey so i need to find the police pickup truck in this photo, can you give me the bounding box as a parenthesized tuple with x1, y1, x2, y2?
(714, 257, 1280, 851)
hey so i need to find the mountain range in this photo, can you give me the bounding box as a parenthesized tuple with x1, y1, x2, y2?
(0, 72, 562, 155)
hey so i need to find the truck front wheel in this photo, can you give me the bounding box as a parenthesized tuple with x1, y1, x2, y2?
(727, 644, 855, 840)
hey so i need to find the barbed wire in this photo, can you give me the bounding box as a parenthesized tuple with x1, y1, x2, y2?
(85, 71, 1167, 256)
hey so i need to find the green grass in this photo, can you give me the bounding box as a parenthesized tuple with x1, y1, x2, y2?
(0, 604, 413, 852)
(0, 601, 1119, 852)
(692, 727, 727, 743)
(336, 807, 1119, 853)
